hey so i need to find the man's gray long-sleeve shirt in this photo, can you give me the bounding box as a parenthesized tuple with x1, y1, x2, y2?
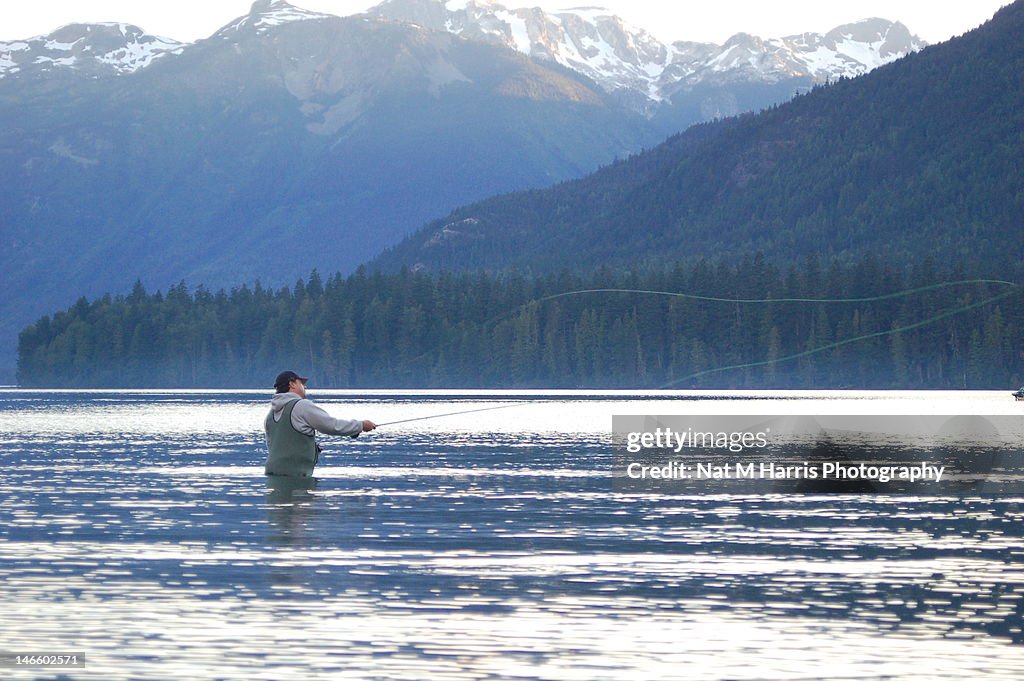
(268, 392, 362, 438)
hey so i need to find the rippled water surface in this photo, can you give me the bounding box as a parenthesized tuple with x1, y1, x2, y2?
(1, 389, 1023, 679)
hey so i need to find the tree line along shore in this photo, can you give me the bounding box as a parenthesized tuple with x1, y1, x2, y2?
(16, 256, 1023, 389)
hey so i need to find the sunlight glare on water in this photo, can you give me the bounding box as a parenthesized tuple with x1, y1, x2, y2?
(1, 389, 1022, 679)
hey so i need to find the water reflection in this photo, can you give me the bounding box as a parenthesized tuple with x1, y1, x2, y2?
(265, 476, 319, 543)
(0, 390, 1022, 679)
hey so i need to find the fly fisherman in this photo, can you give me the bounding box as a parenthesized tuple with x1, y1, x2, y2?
(264, 370, 376, 477)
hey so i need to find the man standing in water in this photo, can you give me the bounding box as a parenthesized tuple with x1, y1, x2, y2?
(264, 370, 376, 477)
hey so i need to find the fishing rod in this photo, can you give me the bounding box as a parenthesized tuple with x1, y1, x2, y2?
(376, 277, 1015, 426)
(375, 403, 519, 427)
(361, 278, 1020, 425)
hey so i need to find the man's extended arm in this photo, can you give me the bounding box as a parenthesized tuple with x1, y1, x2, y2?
(291, 400, 364, 437)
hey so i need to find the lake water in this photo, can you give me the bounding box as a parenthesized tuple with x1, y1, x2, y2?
(1, 389, 1023, 679)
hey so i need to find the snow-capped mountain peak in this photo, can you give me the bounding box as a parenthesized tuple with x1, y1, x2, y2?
(783, 19, 925, 79)
(368, 0, 926, 108)
(214, 0, 335, 37)
(0, 23, 184, 79)
(370, 0, 668, 100)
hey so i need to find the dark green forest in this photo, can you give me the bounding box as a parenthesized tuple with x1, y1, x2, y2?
(17, 257, 1023, 389)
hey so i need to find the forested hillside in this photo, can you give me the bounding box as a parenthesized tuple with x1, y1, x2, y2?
(374, 1, 1024, 274)
(17, 258, 1023, 389)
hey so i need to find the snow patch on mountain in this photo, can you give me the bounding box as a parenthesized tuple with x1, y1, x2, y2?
(494, 9, 531, 53)
(0, 23, 184, 78)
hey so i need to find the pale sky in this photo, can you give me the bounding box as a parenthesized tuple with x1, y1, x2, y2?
(0, 0, 1012, 45)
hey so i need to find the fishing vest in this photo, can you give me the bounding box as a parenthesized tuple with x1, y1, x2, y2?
(264, 399, 318, 477)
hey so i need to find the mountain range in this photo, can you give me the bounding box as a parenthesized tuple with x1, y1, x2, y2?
(369, 0, 924, 120)
(1, 1, 925, 124)
(373, 1, 1024, 274)
(0, 0, 926, 373)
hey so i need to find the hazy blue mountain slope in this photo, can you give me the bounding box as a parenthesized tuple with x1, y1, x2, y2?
(0, 8, 655, 369)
